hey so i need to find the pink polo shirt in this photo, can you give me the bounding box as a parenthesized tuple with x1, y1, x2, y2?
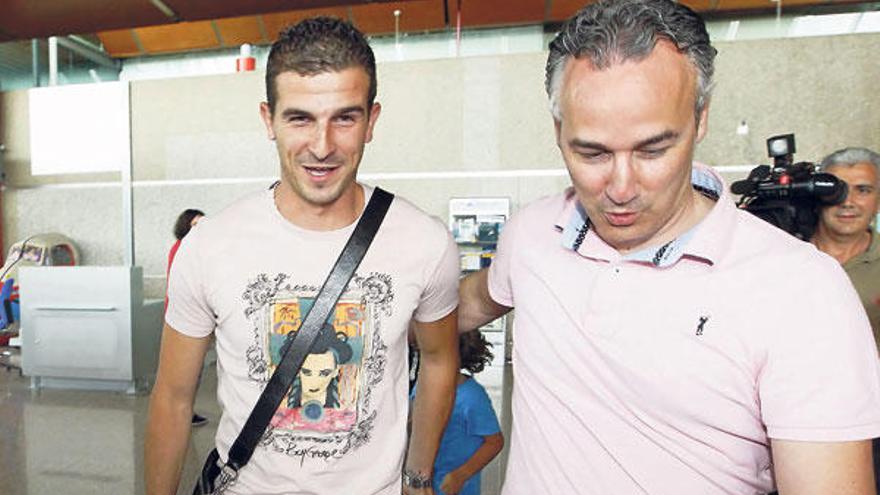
(489, 166, 880, 494)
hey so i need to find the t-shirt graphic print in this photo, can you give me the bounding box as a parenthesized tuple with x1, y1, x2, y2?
(241, 271, 394, 464)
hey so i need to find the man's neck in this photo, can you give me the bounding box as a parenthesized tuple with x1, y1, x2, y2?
(274, 182, 365, 231)
(811, 226, 871, 265)
(619, 188, 714, 255)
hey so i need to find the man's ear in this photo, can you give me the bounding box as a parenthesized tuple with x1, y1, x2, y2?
(259, 102, 276, 141)
(554, 119, 562, 149)
(365, 102, 382, 144)
(695, 102, 710, 144)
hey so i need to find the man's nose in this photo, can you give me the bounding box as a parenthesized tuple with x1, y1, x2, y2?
(308, 122, 335, 161)
(606, 154, 637, 205)
(840, 187, 857, 208)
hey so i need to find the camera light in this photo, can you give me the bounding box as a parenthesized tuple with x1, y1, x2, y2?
(766, 133, 796, 159)
(769, 138, 789, 156)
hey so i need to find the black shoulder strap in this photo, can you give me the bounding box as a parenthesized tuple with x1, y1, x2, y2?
(223, 187, 394, 479)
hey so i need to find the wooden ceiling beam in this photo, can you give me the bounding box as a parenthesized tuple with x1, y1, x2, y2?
(82, 0, 879, 58)
(96, 29, 143, 58)
(452, 0, 546, 28)
(0, 0, 168, 41)
(351, 0, 446, 35)
(163, 0, 404, 23)
(0, 0, 419, 42)
(261, 7, 353, 41)
(133, 21, 221, 55)
(214, 16, 268, 47)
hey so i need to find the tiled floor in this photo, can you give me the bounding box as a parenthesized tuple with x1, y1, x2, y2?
(0, 361, 511, 495)
(0, 363, 221, 495)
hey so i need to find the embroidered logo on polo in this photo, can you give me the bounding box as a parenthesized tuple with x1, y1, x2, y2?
(241, 271, 393, 465)
(696, 315, 709, 336)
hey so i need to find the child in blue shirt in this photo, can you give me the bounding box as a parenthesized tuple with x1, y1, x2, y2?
(413, 330, 504, 495)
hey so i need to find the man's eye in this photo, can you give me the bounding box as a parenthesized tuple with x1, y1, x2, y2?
(335, 115, 357, 125)
(638, 148, 666, 159)
(287, 116, 310, 124)
(577, 151, 607, 162)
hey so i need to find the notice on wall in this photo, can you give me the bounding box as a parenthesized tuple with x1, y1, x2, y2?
(448, 197, 510, 244)
(29, 81, 130, 175)
(449, 197, 511, 335)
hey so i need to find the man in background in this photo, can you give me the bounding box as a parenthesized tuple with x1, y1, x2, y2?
(812, 147, 880, 337)
(811, 146, 880, 492)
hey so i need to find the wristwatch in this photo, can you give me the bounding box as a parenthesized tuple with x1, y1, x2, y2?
(402, 469, 432, 489)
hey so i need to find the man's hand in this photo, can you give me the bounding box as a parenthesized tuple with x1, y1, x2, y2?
(440, 470, 466, 495)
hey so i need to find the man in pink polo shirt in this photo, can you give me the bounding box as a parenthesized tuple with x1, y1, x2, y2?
(459, 0, 880, 493)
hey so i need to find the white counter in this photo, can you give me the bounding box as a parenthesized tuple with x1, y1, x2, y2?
(19, 266, 163, 393)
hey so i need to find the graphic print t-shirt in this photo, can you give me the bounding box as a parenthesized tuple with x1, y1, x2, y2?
(166, 185, 459, 495)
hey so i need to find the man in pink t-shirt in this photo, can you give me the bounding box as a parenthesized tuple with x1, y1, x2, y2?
(459, 0, 880, 493)
(146, 18, 460, 495)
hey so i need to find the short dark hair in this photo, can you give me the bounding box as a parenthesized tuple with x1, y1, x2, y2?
(173, 208, 205, 240)
(460, 330, 494, 375)
(546, 0, 716, 122)
(265, 17, 377, 114)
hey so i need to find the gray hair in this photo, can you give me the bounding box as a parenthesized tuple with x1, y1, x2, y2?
(546, 0, 717, 122)
(819, 147, 880, 178)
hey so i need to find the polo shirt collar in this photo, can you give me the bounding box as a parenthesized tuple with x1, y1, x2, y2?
(556, 164, 734, 266)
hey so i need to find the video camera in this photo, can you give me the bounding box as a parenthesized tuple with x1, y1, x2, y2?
(731, 134, 847, 240)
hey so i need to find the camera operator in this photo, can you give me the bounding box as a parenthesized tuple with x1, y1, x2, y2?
(812, 147, 880, 337)
(811, 147, 880, 491)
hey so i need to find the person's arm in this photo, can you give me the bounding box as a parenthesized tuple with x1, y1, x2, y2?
(406, 309, 460, 495)
(439, 432, 504, 495)
(771, 439, 875, 495)
(145, 323, 212, 495)
(458, 269, 511, 333)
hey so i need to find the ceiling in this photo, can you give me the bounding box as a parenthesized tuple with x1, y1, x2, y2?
(0, 0, 874, 58)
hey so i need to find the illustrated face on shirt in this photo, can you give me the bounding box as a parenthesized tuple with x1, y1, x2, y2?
(299, 351, 341, 406)
(553, 40, 709, 254)
(259, 68, 381, 210)
(819, 162, 879, 238)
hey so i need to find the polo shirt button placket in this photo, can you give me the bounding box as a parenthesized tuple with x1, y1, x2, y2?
(588, 262, 620, 316)
(605, 262, 626, 334)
